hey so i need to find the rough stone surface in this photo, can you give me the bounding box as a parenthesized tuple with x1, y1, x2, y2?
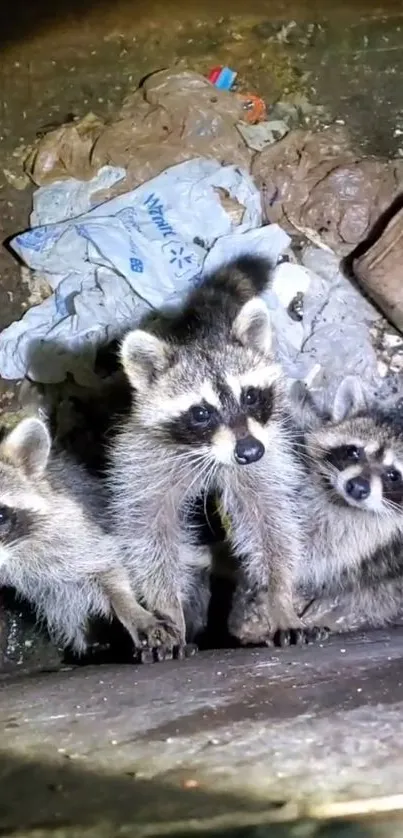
(2, 628, 403, 836)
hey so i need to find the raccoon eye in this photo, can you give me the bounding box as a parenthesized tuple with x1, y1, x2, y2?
(189, 404, 213, 426)
(243, 387, 259, 407)
(0, 506, 11, 527)
(345, 445, 361, 461)
(385, 467, 402, 484)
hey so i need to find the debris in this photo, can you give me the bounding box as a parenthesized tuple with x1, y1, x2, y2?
(352, 204, 403, 334)
(236, 92, 267, 124)
(2, 167, 30, 191)
(207, 66, 237, 90)
(24, 113, 105, 186)
(252, 125, 403, 254)
(2, 67, 391, 411)
(22, 70, 252, 195)
(0, 158, 280, 383)
(271, 262, 311, 309)
(237, 119, 289, 152)
(285, 245, 380, 391)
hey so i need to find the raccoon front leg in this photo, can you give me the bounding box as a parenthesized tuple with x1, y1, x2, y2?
(122, 526, 198, 657)
(99, 566, 181, 656)
(222, 485, 321, 646)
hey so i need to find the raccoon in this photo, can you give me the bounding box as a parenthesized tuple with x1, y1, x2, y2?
(0, 416, 164, 654)
(293, 376, 403, 630)
(108, 255, 322, 651)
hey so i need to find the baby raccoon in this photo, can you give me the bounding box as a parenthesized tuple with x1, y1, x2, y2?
(294, 376, 403, 629)
(0, 415, 162, 655)
(109, 255, 318, 651)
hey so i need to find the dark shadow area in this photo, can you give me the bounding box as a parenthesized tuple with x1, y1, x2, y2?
(0, 740, 396, 836)
(342, 191, 403, 321)
(21, 335, 131, 476)
(0, 746, 286, 835)
(0, 0, 132, 51)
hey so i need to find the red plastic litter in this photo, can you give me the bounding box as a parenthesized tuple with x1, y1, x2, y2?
(207, 66, 222, 85)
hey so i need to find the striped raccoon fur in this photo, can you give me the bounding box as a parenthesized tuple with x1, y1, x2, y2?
(108, 256, 322, 651)
(0, 416, 162, 654)
(293, 376, 403, 630)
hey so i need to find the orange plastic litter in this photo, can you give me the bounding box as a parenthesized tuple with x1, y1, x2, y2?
(236, 93, 267, 124)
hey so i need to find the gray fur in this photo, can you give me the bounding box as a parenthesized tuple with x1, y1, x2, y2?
(108, 257, 306, 648)
(0, 417, 159, 654)
(293, 377, 403, 630)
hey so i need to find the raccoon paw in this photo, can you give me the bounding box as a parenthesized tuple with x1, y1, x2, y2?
(273, 625, 330, 648)
(229, 618, 275, 647)
(135, 613, 179, 646)
(133, 612, 196, 664)
(136, 642, 198, 664)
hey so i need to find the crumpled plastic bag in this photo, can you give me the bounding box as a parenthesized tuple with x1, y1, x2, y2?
(24, 70, 252, 194)
(0, 153, 382, 397)
(0, 157, 273, 384)
(291, 246, 380, 391)
(252, 125, 403, 254)
(25, 113, 105, 186)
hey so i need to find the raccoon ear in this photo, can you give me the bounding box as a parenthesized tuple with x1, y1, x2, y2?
(121, 329, 169, 389)
(1, 417, 51, 477)
(232, 298, 272, 354)
(332, 376, 367, 423)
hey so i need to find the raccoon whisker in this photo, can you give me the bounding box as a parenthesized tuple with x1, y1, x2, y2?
(383, 499, 403, 517)
(158, 454, 216, 503)
(184, 458, 218, 498)
(294, 449, 317, 469)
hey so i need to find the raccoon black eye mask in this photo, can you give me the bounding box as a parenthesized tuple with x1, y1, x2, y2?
(163, 383, 275, 454)
(0, 505, 15, 539)
(323, 444, 403, 506)
(0, 504, 33, 542)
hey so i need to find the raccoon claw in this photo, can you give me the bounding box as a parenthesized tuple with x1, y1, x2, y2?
(132, 610, 198, 664)
(136, 613, 181, 649)
(305, 625, 330, 643)
(137, 647, 155, 664)
(273, 625, 330, 648)
(173, 642, 198, 660)
(135, 642, 198, 664)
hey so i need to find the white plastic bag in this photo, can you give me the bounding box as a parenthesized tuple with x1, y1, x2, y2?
(1, 158, 268, 383)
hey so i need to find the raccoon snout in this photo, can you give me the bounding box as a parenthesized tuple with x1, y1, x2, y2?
(345, 475, 371, 501)
(234, 436, 265, 465)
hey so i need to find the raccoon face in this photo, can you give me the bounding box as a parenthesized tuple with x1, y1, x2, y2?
(0, 418, 51, 567)
(306, 415, 403, 515)
(121, 297, 284, 467)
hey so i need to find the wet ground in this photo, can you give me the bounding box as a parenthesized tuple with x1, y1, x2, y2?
(3, 0, 403, 835)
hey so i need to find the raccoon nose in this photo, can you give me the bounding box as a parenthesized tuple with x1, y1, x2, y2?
(234, 436, 265, 465)
(345, 476, 371, 501)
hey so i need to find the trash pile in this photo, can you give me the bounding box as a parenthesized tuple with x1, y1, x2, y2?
(2, 67, 403, 405)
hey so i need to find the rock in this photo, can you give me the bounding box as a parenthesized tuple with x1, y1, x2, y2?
(352, 205, 403, 334)
(0, 588, 62, 675)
